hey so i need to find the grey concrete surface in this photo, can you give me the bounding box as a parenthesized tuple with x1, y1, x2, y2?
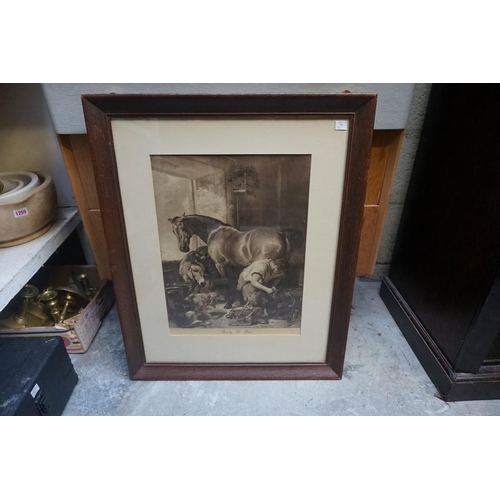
(373, 84, 432, 278)
(63, 280, 500, 416)
(42, 83, 415, 134)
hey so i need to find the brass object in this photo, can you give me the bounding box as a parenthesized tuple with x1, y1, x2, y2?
(59, 293, 74, 322)
(40, 288, 58, 302)
(0, 269, 97, 330)
(54, 286, 89, 321)
(26, 299, 52, 322)
(40, 289, 61, 322)
(76, 274, 94, 298)
(12, 284, 38, 326)
(0, 284, 52, 329)
(54, 286, 89, 303)
(68, 272, 84, 294)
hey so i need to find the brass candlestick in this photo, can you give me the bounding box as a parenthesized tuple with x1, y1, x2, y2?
(59, 293, 75, 322)
(12, 284, 38, 326)
(76, 274, 92, 297)
(40, 289, 60, 323)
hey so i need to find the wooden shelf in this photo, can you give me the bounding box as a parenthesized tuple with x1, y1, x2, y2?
(0, 208, 81, 311)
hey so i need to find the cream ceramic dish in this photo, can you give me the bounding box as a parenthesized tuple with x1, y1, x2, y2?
(0, 178, 23, 196)
(0, 172, 57, 247)
(0, 171, 41, 204)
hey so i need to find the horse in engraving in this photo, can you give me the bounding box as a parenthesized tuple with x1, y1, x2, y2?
(168, 213, 300, 306)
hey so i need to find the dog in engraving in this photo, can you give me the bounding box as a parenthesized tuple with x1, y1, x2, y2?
(184, 292, 226, 322)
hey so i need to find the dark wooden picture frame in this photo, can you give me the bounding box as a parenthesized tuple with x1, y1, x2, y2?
(82, 93, 376, 380)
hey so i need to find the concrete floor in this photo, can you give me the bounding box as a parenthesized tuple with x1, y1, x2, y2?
(63, 280, 500, 415)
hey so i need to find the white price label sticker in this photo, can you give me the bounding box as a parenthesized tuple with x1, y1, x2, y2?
(31, 384, 40, 398)
(13, 207, 29, 218)
(335, 120, 348, 131)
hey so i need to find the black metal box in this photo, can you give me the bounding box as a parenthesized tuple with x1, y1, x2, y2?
(0, 337, 78, 415)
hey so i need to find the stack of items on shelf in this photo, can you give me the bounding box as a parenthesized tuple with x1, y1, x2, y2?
(0, 171, 56, 247)
(0, 266, 114, 353)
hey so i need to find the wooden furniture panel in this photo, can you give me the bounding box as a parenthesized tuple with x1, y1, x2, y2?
(356, 207, 379, 276)
(58, 135, 111, 279)
(65, 135, 100, 209)
(356, 129, 404, 276)
(381, 84, 500, 401)
(365, 131, 393, 205)
(88, 210, 110, 276)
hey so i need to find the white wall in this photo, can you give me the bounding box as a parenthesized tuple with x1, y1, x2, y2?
(0, 84, 76, 207)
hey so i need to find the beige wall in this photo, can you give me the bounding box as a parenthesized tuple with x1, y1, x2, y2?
(0, 84, 75, 207)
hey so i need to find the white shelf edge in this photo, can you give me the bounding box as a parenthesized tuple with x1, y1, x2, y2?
(0, 207, 81, 311)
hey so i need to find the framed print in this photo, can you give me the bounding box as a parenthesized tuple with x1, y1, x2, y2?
(82, 93, 376, 380)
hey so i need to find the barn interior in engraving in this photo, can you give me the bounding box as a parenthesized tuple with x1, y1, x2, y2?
(151, 155, 311, 329)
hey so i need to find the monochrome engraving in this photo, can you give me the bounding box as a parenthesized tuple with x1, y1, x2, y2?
(152, 155, 311, 332)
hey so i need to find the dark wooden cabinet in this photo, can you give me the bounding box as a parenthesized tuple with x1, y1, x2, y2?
(381, 84, 500, 401)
